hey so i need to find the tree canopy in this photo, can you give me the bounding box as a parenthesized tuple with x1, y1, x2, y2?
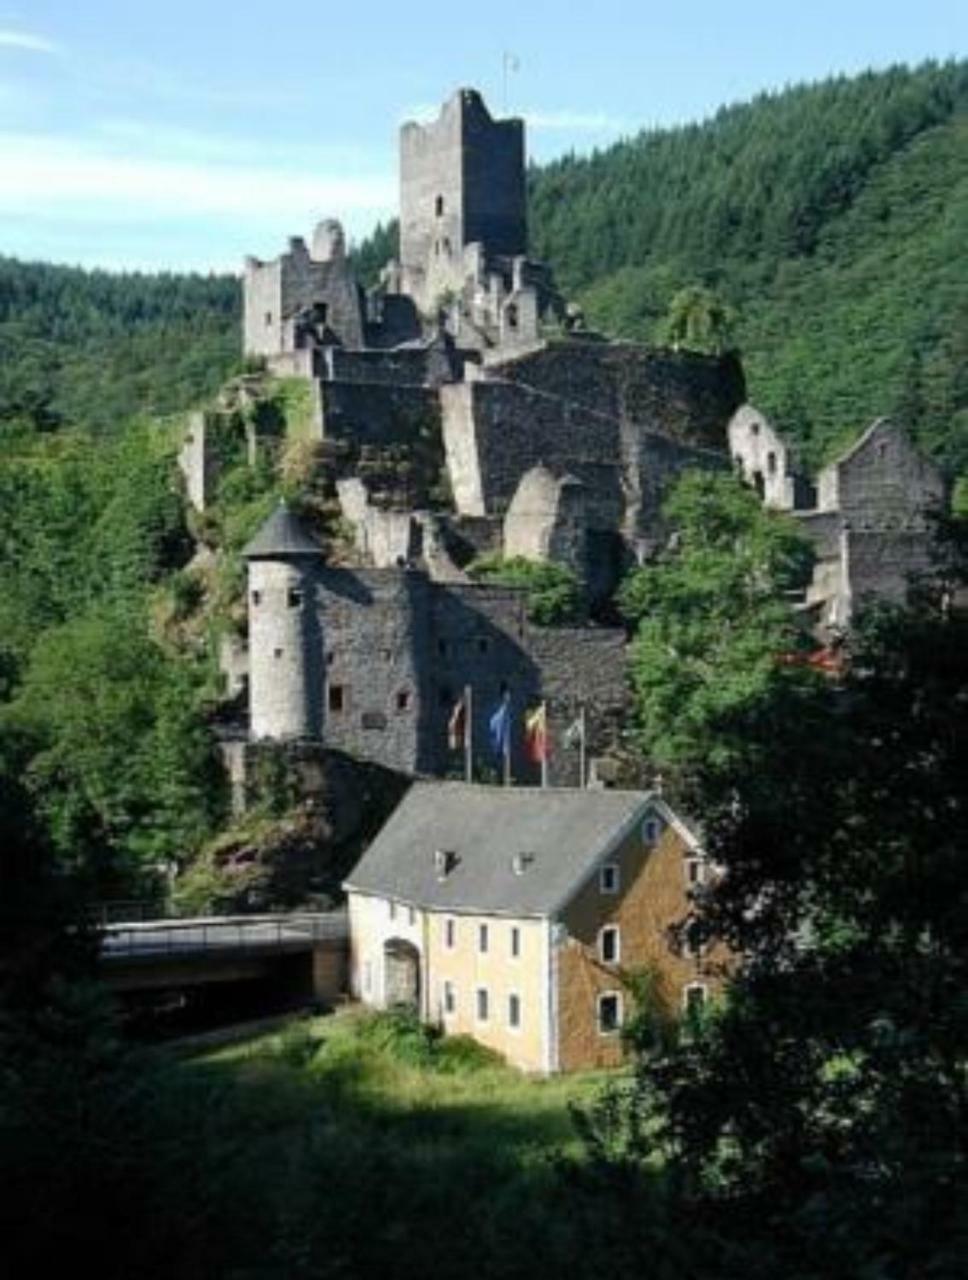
(620, 470, 816, 773)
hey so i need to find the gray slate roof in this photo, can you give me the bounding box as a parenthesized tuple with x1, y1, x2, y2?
(344, 783, 653, 916)
(242, 503, 322, 560)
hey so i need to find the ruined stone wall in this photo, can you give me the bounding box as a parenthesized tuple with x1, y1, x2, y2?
(243, 257, 283, 358)
(244, 238, 366, 357)
(488, 342, 744, 450)
(280, 244, 366, 350)
(819, 420, 946, 527)
(400, 89, 527, 313)
(177, 410, 219, 511)
(317, 568, 431, 774)
(325, 347, 443, 387)
(321, 382, 440, 448)
(460, 97, 526, 257)
(728, 404, 806, 510)
(442, 377, 723, 543)
(400, 93, 466, 311)
(846, 528, 938, 612)
(263, 567, 630, 785)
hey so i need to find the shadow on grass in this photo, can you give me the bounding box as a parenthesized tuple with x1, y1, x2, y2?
(2, 1005, 669, 1280)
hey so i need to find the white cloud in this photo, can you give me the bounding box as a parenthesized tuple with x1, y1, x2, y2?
(0, 133, 396, 226)
(0, 29, 60, 55)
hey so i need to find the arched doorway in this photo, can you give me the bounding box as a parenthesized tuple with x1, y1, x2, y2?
(383, 939, 421, 1010)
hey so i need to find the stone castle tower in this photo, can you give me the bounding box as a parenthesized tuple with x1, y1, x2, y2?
(399, 88, 527, 314)
(243, 504, 324, 741)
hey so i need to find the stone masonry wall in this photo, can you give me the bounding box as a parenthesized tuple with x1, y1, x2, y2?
(252, 566, 629, 787)
(488, 342, 745, 449)
(442, 378, 724, 542)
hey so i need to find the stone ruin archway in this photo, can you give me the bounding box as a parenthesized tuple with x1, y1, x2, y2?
(383, 938, 421, 1010)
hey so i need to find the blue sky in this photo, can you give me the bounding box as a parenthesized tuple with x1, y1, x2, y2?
(0, 1, 965, 272)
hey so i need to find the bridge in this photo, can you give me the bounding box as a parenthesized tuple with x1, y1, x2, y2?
(98, 911, 349, 1007)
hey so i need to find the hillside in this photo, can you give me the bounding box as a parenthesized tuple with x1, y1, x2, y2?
(1, 62, 965, 474)
(529, 60, 968, 472)
(0, 258, 240, 432)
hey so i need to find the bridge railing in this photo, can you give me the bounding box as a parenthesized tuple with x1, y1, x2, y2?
(99, 912, 348, 961)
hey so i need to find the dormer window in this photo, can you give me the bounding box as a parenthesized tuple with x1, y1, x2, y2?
(435, 849, 458, 879)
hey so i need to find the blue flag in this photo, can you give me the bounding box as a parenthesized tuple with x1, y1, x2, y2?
(488, 695, 511, 761)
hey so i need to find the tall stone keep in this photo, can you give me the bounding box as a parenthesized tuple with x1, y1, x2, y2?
(399, 88, 527, 314)
(242, 504, 324, 741)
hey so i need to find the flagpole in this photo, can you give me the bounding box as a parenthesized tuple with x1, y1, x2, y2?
(504, 695, 511, 788)
(541, 701, 548, 790)
(464, 684, 473, 784)
(579, 705, 587, 789)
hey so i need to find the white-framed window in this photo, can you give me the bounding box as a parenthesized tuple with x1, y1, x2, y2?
(599, 862, 620, 895)
(683, 983, 708, 1018)
(476, 987, 489, 1022)
(444, 917, 456, 949)
(597, 990, 623, 1035)
(388, 900, 397, 921)
(478, 923, 489, 954)
(510, 925, 521, 958)
(685, 857, 707, 889)
(443, 981, 456, 1016)
(598, 924, 620, 965)
(507, 992, 522, 1031)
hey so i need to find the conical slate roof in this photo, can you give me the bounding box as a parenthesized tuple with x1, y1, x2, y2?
(242, 502, 322, 560)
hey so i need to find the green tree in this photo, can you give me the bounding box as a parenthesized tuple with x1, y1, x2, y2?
(661, 285, 736, 354)
(467, 554, 583, 626)
(620, 470, 815, 772)
(580, 522, 968, 1277)
(5, 604, 224, 895)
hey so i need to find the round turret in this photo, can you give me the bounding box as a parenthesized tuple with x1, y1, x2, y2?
(242, 504, 324, 741)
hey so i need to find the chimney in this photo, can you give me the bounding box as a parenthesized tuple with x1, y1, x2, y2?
(511, 852, 535, 875)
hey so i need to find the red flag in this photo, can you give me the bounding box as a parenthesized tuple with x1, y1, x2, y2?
(447, 697, 466, 751)
(524, 703, 548, 764)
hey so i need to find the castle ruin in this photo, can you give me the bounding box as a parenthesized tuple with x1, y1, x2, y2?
(185, 87, 948, 791)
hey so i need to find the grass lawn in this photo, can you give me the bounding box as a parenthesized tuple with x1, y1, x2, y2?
(202, 1003, 614, 1165)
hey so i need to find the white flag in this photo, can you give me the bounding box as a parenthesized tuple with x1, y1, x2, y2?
(563, 716, 584, 750)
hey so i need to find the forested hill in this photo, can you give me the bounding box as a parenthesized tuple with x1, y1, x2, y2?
(1, 61, 966, 474)
(0, 259, 239, 432)
(529, 60, 968, 472)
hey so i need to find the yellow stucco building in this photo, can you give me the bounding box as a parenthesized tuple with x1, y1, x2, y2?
(344, 783, 723, 1073)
